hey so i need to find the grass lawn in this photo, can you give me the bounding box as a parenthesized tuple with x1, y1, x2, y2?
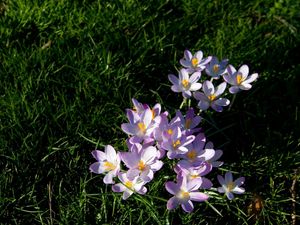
(1, 0, 300, 224)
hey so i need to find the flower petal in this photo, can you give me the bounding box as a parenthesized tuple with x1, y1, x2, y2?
(203, 80, 214, 96)
(189, 192, 209, 202)
(168, 74, 179, 85)
(182, 200, 194, 213)
(167, 196, 179, 210)
(165, 181, 179, 195)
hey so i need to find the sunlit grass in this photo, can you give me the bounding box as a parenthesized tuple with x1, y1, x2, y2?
(1, 0, 300, 224)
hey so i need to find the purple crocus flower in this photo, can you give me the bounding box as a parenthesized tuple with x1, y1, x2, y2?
(217, 171, 245, 200)
(223, 64, 258, 94)
(193, 81, 230, 112)
(165, 173, 209, 212)
(160, 126, 195, 159)
(112, 172, 147, 200)
(205, 56, 228, 78)
(176, 108, 202, 135)
(121, 146, 163, 182)
(89, 145, 121, 184)
(168, 68, 202, 98)
(175, 164, 213, 189)
(179, 50, 212, 73)
(121, 108, 158, 142)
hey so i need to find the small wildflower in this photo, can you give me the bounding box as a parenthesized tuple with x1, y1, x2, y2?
(223, 64, 258, 94)
(168, 68, 202, 98)
(89, 145, 121, 184)
(217, 171, 245, 200)
(205, 56, 228, 78)
(180, 50, 212, 73)
(112, 172, 147, 200)
(165, 173, 209, 212)
(194, 81, 230, 112)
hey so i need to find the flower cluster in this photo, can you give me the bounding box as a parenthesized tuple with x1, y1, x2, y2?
(90, 49, 256, 213)
(169, 50, 258, 112)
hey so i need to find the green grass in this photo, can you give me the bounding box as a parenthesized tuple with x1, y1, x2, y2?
(1, 0, 300, 224)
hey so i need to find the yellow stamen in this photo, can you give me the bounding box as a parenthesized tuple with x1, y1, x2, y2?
(236, 73, 244, 85)
(191, 58, 198, 67)
(187, 149, 197, 160)
(125, 181, 133, 189)
(190, 174, 199, 179)
(137, 122, 146, 133)
(181, 79, 189, 88)
(137, 160, 146, 171)
(151, 109, 155, 120)
(167, 129, 173, 135)
(172, 140, 181, 148)
(185, 119, 192, 129)
(208, 94, 216, 101)
(177, 190, 190, 200)
(227, 181, 235, 192)
(103, 161, 116, 171)
(213, 64, 219, 73)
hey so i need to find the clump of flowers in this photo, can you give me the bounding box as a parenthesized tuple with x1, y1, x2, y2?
(89, 49, 258, 213)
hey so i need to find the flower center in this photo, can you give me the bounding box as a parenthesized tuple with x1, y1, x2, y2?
(167, 129, 173, 135)
(177, 190, 190, 200)
(172, 139, 181, 148)
(181, 79, 189, 88)
(137, 160, 146, 171)
(236, 73, 244, 85)
(151, 109, 155, 120)
(191, 58, 198, 67)
(190, 174, 199, 179)
(227, 181, 235, 192)
(125, 181, 133, 189)
(137, 122, 146, 133)
(185, 118, 192, 129)
(187, 149, 197, 161)
(213, 64, 219, 73)
(208, 94, 216, 101)
(103, 161, 116, 171)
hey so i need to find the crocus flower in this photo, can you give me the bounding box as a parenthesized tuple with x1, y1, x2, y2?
(121, 146, 163, 182)
(121, 108, 158, 142)
(193, 81, 230, 112)
(168, 68, 202, 98)
(175, 164, 213, 189)
(160, 126, 195, 159)
(179, 50, 212, 73)
(176, 108, 202, 135)
(217, 171, 245, 200)
(89, 145, 121, 184)
(223, 64, 258, 94)
(165, 173, 209, 212)
(205, 56, 228, 78)
(203, 141, 223, 167)
(112, 172, 147, 200)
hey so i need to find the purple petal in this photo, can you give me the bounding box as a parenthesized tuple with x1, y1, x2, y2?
(215, 82, 227, 96)
(91, 150, 106, 161)
(195, 51, 203, 60)
(182, 200, 194, 213)
(215, 98, 230, 106)
(198, 100, 210, 111)
(121, 123, 137, 135)
(189, 72, 201, 83)
(193, 92, 207, 101)
(184, 50, 192, 60)
(229, 86, 240, 94)
(244, 73, 258, 83)
(234, 177, 245, 186)
(190, 83, 202, 91)
(89, 162, 104, 174)
(189, 192, 209, 202)
(226, 192, 235, 200)
(217, 175, 225, 186)
(238, 65, 249, 78)
(105, 145, 117, 162)
(142, 146, 157, 163)
(103, 173, 115, 184)
(168, 74, 179, 85)
(167, 196, 179, 210)
(240, 83, 252, 90)
(225, 172, 233, 183)
(203, 80, 214, 96)
(165, 181, 179, 195)
(171, 85, 182, 92)
(112, 183, 126, 193)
